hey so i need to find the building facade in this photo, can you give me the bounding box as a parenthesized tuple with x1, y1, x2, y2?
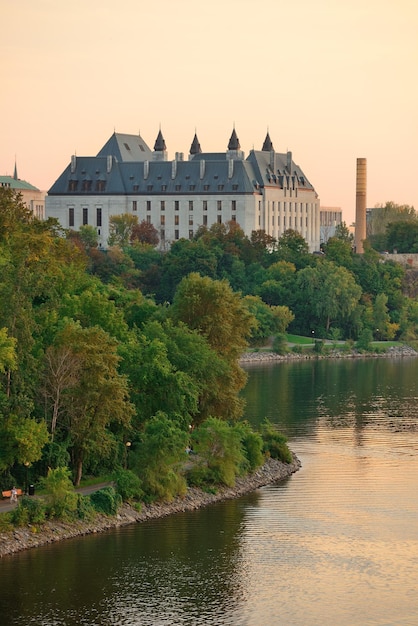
(320, 206, 343, 244)
(46, 129, 321, 251)
(1, 165, 45, 219)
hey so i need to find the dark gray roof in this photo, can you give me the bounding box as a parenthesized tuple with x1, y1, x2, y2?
(96, 132, 152, 161)
(48, 132, 315, 196)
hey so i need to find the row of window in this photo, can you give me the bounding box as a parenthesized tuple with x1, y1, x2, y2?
(68, 207, 236, 230)
(131, 200, 238, 212)
(68, 181, 241, 193)
(259, 201, 314, 212)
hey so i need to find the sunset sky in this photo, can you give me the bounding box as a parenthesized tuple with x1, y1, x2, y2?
(2, 0, 417, 224)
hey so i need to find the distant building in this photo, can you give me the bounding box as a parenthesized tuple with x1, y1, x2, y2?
(320, 206, 342, 243)
(0, 164, 45, 219)
(46, 128, 321, 251)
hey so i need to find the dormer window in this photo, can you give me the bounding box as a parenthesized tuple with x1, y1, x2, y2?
(68, 180, 78, 192)
(82, 180, 92, 192)
(95, 180, 106, 192)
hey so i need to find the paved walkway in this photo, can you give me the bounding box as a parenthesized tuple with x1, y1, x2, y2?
(0, 482, 113, 514)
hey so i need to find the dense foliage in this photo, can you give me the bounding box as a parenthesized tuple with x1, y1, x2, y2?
(1, 189, 417, 516)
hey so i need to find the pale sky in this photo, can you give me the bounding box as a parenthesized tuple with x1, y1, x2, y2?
(2, 0, 418, 224)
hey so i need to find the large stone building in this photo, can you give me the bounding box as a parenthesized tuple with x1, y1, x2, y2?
(46, 128, 320, 251)
(1, 164, 45, 219)
(320, 206, 343, 244)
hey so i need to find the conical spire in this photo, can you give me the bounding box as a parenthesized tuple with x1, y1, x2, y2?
(13, 159, 18, 180)
(262, 131, 274, 152)
(228, 127, 240, 151)
(154, 129, 167, 152)
(190, 132, 202, 155)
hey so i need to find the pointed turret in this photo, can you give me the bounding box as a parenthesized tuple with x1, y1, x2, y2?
(153, 128, 168, 161)
(227, 127, 244, 160)
(154, 129, 167, 152)
(189, 133, 202, 156)
(13, 160, 18, 180)
(262, 132, 274, 152)
(228, 128, 240, 151)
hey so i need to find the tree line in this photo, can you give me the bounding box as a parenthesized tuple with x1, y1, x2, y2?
(1, 189, 417, 506)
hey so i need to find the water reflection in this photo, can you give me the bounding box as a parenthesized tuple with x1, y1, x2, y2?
(1, 358, 418, 626)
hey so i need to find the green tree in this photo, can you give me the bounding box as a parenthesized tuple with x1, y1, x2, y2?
(171, 274, 255, 421)
(296, 260, 362, 334)
(386, 221, 418, 253)
(134, 412, 189, 501)
(55, 322, 134, 485)
(108, 214, 139, 247)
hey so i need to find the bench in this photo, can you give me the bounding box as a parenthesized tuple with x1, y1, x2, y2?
(2, 489, 23, 499)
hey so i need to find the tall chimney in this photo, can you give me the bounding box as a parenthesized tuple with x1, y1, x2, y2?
(355, 158, 367, 253)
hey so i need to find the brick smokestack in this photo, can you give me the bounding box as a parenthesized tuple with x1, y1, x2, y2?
(355, 158, 367, 253)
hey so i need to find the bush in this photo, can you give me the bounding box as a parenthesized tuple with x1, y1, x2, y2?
(191, 418, 246, 487)
(9, 496, 47, 526)
(76, 494, 95, 520)
(356, 328, 373, 351)
(272, 333, 288, 355)
(113, 469, 143, 502)
(40, 467, 77, 519)
(261, 420, 292, 464)
(234, 421, 264, 471)
(90, 487, 122, 515)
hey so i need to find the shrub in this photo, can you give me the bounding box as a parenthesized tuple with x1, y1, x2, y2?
(261, 420, 292, 463)
(272, 333, 288, 355)
(90, 487, 122, 515)
(76, 494, 95, 520)
(113, 469, 143, 502)
(40, 467, 77, 519)
(191, 418, 246, 487)
(234, 421, 264, 471)
(356, 328, 373, 351)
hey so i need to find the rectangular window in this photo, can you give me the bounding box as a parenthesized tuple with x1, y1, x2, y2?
(217, 215, 222, 224)
(175, 200, 179, 211)
(258, 201, 261, 211)
(231, 200, 236, 211)
(160, 229, 165, 240)
(175, 184, 181, 191)
(132, 200, 137, 212)
(175, 215, 179, 226)
(160, 215, 165, 226)
(203, 200, 208, 211)
(147, 201, 151, 211)
(231, 214, 236, 222)
(284, 202, 287, 212)
(146, 215, 151, 224)
(218, 184, 224, 191)
(175, 229, 179, 240)
(189, 200, 193, 211)
(96, 208, 102, 227)
(160, 201, 165, 211)
(204, 184, 210, 191)
(82, 208, 88, 225)
(203, 215, 208, 226)
(189, 229, 193, 239)
(69, 207, 74, 227)
(217, 200, 222, 211)
(189, 215, 193, 226)
(147, 185, 153, 192)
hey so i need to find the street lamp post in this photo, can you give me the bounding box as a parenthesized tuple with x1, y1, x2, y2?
(24, 462, 30, 495)
(125, 441, 132, 469)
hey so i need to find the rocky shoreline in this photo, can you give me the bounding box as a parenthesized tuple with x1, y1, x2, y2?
(0, 455, 301, 558)
(240, 344, 418, 363)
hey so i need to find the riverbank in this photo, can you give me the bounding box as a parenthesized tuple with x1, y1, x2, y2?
(240, 344, 418, 363)
(0, 455, 301, 558)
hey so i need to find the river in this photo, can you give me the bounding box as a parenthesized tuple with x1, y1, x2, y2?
(1, 357, 418, 625)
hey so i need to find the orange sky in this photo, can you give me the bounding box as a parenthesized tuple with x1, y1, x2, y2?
(2, 0, 418, 224)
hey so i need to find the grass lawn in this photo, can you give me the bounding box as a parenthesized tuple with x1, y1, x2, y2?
(286, 333, 316, 344)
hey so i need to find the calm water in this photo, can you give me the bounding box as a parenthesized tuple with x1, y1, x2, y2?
(1, 357, 418, 626)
